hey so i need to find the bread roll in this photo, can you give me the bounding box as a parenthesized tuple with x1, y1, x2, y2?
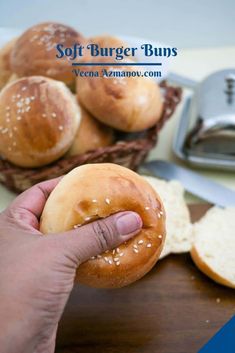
(10, 22, 84, 86)
(0, 38, 17, 90)
(67, 106, 114, 156)
(0, 76, 80, 167)
(191, 206, 235, 288)
(76, 60, 163, 132)
(40, 163, 165, 288)
(143, 176, 193, 259)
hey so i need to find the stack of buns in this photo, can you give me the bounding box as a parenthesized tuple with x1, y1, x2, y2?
(0, 23, 164, 169)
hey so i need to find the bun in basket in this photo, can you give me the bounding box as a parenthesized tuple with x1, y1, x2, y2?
(0, 76, 80, 167)
(0, 38, 17, 90)
(191, 206, 235, 288)
(76, 60, 163, 132)
(10, 22, 84, 86)
(40, 163, 166, 288)
(67, 105, 114, 156)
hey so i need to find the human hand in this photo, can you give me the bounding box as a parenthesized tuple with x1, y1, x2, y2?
(0, 178, 142, 353)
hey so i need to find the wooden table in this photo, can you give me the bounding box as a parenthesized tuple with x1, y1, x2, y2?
(56, 205, 235, 353)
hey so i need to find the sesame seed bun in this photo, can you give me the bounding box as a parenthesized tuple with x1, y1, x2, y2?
(76, 59, 163, 132)
(0, 76, 80, 167)
(67, 105, 114, 156)
(40, 163, 166, 288)
(10, 22, 85, 86)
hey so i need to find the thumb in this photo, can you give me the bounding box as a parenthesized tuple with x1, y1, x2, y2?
(47, 211, 142, 265)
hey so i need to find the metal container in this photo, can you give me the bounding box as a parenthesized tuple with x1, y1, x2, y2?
(173, 69, 235, 170)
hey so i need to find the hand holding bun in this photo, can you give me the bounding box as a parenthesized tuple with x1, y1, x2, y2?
(0, 76, 80, 167)
(10, 22, 85, 86)
(40, 163, 165, 288)
(67, 105, 114, 156)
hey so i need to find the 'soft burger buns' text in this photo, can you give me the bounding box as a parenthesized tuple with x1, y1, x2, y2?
(76, 61, 163, 132)
(67, 106, 114, 156)
(0, 76, 80, 167)
(10, 22, 84, 86)
(0, 38, 17, 90)
(40, 163, 166, 288)
(191, 206, 235, 289)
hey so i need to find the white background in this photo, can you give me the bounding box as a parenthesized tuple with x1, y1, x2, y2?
(0, 0, 234, 48)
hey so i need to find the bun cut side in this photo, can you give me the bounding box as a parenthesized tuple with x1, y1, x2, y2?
(191, 206, 235, 288)
(40, 163, 165, 288)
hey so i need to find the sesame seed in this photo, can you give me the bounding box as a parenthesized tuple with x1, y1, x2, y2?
(97, 254, 102, 259)
(58, 125, 63, 131)
(105, 198, 111, 205)
(158, 213, 161, 218)
(108, 260, 112, 265)
(92, 199, 97, 203)
(133, 244, 138, 249)
(90, 256, 95, 260)
(21, 86, 27, 91)
(25, 97, 31, 105)
(145, 206, 150, 210)
(159, 211, 164, 215)
(113, 257, 119, 262)
(85, 216, 91, 221)
(133, 248, 139, 253)
(31, 96, 35, 100)
(105, 250, 109, 254)
(25, 106, 31, 112)
(138, 240, 144, 244)
(147, 243, 152, 248)
(5, 106, 10, 111)
(116, 261, 120, 266)
(42, 113, 46, 118)
(16, 116, 22, 121)
(51, 112, 57, 118)
(216, 298, 221, 303)
(2, 128, 8, 134)
(116, 248, 120, 253)
(112, 249, 116, 255)
(104, 257, 109, 262)
(16, 94, 21, 98)
(119, 252, 124, 256)
(158, 235, 163, 239)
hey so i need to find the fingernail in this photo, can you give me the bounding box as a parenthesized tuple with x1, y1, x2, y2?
(116, 212, 142, 236)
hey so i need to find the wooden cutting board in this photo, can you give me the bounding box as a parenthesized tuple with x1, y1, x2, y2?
(56, 204, 235, 353)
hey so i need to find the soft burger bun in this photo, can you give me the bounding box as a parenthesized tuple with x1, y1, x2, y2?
(40, 163, 166, 288)
(76, 56, 163, 132)
(0, 76, 80, 167)
(67, 105, 114, 156)
(0, 38, 17, 90)
(191, 206, 235, 288)
(10, 22, 85, 86)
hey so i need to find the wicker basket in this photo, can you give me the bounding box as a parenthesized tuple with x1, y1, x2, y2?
(0, 81, 182, 193)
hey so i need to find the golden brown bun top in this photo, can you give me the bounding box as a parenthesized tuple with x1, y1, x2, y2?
(0, 76, 80, 167)
(67, 106, 114, 156)
(76, 62, 163, 132)
(10, 22, 84, 85)
(40, 163, 165, 288)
